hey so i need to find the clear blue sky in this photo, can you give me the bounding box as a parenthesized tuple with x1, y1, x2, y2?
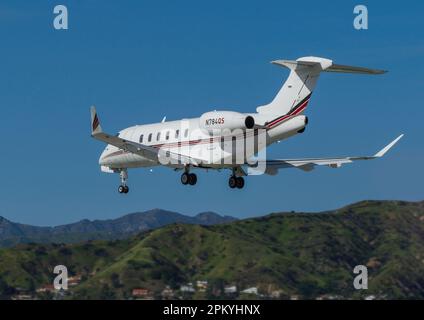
(0, 1, 422, 226)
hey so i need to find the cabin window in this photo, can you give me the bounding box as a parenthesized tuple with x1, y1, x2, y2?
(165, 131, 170, 140)
(175, 129, 179, 139)
(157, 132, 161, 141)
(184, 129, 189, 138)
(139, 134, 144, 143)
(148, 133, 152, 142)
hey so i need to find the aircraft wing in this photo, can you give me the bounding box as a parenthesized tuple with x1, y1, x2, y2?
(251, 134, 403, 175)
(90, 106, 201, 166)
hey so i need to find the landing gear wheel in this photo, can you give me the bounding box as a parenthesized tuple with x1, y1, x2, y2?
(118, 169, 129, 194)
(188, 173, 197, 186)
(236, 177, 245, 189)
(181, 172, 190, 185)
(229, 176, 237, 189)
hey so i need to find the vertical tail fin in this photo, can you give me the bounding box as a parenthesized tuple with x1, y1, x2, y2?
(256, 56, 386, 116)
(257, 56, 332, 115)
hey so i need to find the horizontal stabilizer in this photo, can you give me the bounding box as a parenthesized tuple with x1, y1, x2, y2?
(326, 64, 387, 75)
(271, 58, 387, 74)
(271, 57, 332, 71)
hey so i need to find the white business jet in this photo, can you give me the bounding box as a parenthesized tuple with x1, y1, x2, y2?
(90, 56, 403, 193)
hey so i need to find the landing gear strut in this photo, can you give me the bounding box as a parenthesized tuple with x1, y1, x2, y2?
(118, 169, 129, 194)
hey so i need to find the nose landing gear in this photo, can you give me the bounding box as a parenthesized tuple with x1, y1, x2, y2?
(118, 185, 129, 194)
(118, 169, 129, 194)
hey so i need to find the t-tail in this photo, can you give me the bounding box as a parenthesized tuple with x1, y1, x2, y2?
(256, 56, 387, 117)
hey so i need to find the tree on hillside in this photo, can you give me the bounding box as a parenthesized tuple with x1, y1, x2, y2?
(100, 284, 116, 300)
(110, 273, 122, 288)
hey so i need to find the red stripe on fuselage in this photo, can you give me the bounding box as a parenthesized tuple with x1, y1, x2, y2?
(266, 98, 310, 128)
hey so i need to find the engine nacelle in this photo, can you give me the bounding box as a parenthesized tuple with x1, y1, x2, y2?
(199, 111, 255, 133)
(267, 115, 308, 142)
(279, 115, 307, 132)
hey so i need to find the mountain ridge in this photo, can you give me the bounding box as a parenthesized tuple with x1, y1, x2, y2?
(0, 209, 237, 247)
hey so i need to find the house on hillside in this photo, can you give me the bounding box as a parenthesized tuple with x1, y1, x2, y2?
(161, 286, 175, 299)
(224, 285, 237, 294)
(11, 294, 34, 300)
(269, 290, 283, 299)
(316, 294, 344, 300)
(180, 283, 195, 293)
(196, 280, 208, 292)
(132, 288, 151, 299)
(36, 284, 55, 293)
(241, 287, 258, 295)
(68, 275, 82, 286)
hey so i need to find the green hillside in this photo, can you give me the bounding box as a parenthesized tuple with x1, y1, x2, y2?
(1, 200, 424, 299)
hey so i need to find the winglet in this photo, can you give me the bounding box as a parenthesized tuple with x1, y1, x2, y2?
(374, 134, 404, 157)
(90, 106, 103, 136)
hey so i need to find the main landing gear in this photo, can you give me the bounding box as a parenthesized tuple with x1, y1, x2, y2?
(118, 169, 129, 194)
(228, 167, 245, 189)
(228, 175, 245, 189)
(181, 172, 197, 186)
